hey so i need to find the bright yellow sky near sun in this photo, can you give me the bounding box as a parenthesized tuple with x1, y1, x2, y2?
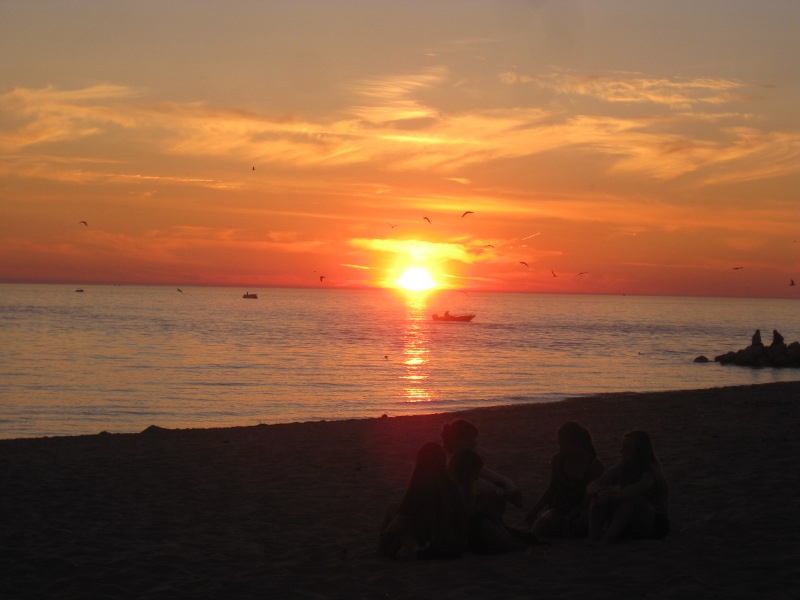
(1, 1, 799, 298)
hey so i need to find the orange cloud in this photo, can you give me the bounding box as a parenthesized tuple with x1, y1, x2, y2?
(4, 75, 798, 189)
(531, 69, 747, 108)
(349, 238, 478, 264)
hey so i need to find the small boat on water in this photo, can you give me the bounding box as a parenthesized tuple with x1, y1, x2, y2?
(242, 292, 258, 299)
(432, 312, 475, 322)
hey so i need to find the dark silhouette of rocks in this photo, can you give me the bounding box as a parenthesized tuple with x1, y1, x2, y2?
(713, 330, 800, 368)
(694, 355, 710, 363)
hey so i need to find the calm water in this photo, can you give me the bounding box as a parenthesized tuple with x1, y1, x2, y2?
(1, 284, 798, 439)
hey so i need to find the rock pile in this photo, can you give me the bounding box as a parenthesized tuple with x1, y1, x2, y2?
(711, 329, 800, 368)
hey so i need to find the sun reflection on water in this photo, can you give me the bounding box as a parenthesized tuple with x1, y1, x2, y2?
(399, 291, 433, 403)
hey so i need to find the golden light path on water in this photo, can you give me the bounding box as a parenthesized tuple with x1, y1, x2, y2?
(400, 291, 433, 403)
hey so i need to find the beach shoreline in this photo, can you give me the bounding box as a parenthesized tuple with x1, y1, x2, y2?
(2, 380, 799, 598)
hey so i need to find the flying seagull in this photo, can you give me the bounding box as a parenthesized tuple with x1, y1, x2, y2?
(177, 288, 183, 293)
(519, 261, 530, 269)
(423, 216, 431, 223)
(733, 266, 744, 270)
(319, 275, 326, 282)
(575, 272, 588, 277)
(388, 223, 398, 229)
(78, 220, 88, 226)
(551, 270, 557, 277)
(484, 244, 494, 248)
(461, 211, 474, 218)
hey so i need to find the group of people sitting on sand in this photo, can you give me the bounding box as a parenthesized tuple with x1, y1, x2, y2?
(378, 419, 669, 559)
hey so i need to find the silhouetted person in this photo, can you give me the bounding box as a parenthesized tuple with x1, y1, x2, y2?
(525, 422, 604, 540)
(588, 431, 669, 545)
(751, 329, 763, 347)
(441, 419, 530, 553)
(441, 419, 522, 507)
(378, 442, 466, 559)
(448, 449, 490, 552)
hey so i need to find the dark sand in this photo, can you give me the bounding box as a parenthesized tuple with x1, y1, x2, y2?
(1, 381, 799, 599)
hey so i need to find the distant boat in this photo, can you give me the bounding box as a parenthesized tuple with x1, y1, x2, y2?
(432, 312, 475, 322)
(242, 292, 258, 299)
(74, 289, 84, 293)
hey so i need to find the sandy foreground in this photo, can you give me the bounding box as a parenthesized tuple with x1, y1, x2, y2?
(1, 381, 799, 599)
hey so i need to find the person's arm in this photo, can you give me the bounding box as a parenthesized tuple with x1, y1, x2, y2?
(586, 463, 619, 496)
(480, 465, 516, 492)
(612, 471, 655, 500)
(589, 458, 605, 482)
(524, 456, 557, 525)
(480, 465, 523, 507)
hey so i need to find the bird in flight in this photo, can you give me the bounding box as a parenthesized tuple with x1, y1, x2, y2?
(423, 216, 431, 223)
(519, 261, 530, 269)
(78, 220, 88, 226)
(177, 288, 183, 293)
(732, 266, 744, 270)
(551, 270, 558, 277)
(575, 272, 588, 277)
(319, 275, 326, 282)
(484, 244, 494, 248)
(461, 211, 474, 218)
(791, 279, 796, 287)
(252, 166, 255, 171)
(388, 223, 398, 229)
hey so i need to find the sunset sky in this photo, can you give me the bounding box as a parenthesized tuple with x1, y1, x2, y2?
(2, 0, 799, 297)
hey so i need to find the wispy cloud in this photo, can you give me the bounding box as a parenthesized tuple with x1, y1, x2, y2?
(0, 85, 141, 150)
(347, 68, 446, 125)
(514, 69, 749, 109)
(3, 73, 798, 189)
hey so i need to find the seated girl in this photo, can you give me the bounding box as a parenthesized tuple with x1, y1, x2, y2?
(378, 442, 467, 559)
(587, 430, 670, 544)
(525, 421, 604, 539)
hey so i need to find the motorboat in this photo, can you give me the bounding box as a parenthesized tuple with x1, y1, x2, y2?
(432, 312, 475, 322)
(242, 292, 258, 299)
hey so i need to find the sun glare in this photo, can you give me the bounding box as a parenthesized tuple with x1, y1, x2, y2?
(396, 267, 437, 291)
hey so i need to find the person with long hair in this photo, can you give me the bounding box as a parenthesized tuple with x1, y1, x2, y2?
(525, 422, 604, 539)
(378, 442, 467, 559)
(587, 430, 670, 544)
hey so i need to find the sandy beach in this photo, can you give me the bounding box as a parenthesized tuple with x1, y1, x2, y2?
(2, 380, 799, 599)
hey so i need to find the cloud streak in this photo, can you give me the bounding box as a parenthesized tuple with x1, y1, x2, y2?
(516, 69, 750, 108)
(3, 71, 798, 189)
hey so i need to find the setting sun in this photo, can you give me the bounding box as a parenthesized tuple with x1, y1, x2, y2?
(395, 267, 437, 291)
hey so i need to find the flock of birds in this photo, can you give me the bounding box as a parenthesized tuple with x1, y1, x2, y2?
(75, 216, 798, 289)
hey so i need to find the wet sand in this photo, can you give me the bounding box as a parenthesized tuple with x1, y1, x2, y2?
(1, 381, 799, 599)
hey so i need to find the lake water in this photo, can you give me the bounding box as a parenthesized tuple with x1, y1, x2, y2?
(1, 284, 798, 439)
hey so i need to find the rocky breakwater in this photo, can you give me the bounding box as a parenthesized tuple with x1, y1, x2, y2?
(708, 329, 800, 368)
